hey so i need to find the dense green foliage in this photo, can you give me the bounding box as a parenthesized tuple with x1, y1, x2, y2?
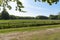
(0, 0, 24, 12)
(0, 20, 60, 29)
(36, 15, 48, 19)
(35, 0, 59, 5)
(1, 9, 10, 20)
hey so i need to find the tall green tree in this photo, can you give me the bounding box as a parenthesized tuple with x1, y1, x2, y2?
(49, 15, 58, 20)
(1, 9, 10, 19)
(57, 12, 60, 20)
(36, 15, 48, 19)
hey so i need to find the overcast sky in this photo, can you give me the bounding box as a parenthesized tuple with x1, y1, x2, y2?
(1, 0, 60, 17)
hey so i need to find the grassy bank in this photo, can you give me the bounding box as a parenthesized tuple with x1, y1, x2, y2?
(0, 24, 60, 33)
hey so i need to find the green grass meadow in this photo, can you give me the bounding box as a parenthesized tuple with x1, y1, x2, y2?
(0, 20, 60, 40)
(0, 20, 60, 29)
(0, 20, 60, 33)
(0, 25, 60, 33)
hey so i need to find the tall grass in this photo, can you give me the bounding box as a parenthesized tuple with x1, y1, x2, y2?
(0, 20, 60, 29)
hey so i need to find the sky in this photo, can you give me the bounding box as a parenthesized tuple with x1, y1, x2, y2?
(1, 0, 60, 17)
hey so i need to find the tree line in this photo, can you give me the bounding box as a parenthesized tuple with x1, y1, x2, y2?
(0, 10, 60, 20)
(36, 14, 60, 20)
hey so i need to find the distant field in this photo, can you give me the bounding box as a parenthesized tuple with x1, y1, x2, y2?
(0, 20, 60, 29)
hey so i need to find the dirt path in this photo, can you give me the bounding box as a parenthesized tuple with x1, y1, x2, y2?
(0, 28, 60, 40)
